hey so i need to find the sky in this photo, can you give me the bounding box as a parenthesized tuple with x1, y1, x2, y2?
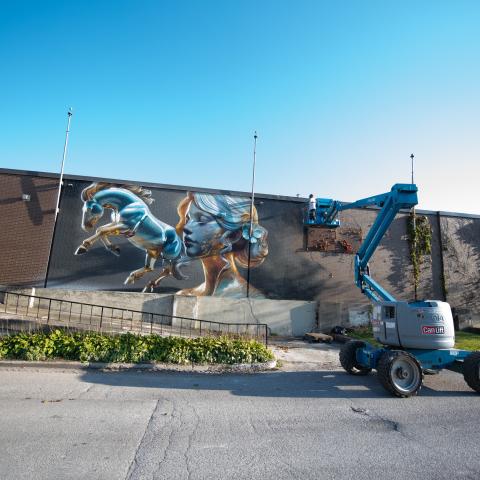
(0, 0, 479, 214)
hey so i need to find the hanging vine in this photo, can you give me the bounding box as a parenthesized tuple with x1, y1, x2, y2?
(407, 212, 432, 297)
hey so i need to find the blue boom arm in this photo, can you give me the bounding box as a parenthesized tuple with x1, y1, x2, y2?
(315, 184, 418, 302)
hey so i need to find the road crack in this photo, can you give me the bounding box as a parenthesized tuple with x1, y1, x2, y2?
(151, 400, 178, 480)
(78, 384, 94, 398)
(184, 403, 200, 480)
(350, 405, 403, 436)
(126, 399, 159, 479)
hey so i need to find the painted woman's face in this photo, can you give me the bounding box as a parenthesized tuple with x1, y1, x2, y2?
(183, 203, 224, 258)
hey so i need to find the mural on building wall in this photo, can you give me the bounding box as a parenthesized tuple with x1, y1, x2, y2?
(176, 191, 268, 298)
(74, 183, 188, 290)
(75, 183, 269, 298)
(9, 171, 466, 306)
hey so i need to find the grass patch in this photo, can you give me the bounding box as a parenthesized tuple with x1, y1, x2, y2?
(0, 330, 274, 365)
(348, 326, 382, 347)
(454, 331, 480, 351)
(348, 325, 480, 351)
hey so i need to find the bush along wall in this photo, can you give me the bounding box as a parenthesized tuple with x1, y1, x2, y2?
(407, 211, 432, 299)
(0, 330, 275, 365)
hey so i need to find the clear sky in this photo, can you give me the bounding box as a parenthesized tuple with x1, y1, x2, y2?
(1, 1, 479, 213)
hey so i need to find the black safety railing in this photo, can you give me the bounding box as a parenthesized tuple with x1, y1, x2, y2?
(0, 290, 268, 345)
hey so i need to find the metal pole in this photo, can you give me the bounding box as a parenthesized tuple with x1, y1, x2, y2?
(246, 131, 258, 298)
(54, 108, 73, 221)
(410, 153, 415, 185)
(44, 108, 73, 288)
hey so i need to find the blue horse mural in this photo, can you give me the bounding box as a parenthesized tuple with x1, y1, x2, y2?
(75, 182, 188, 291)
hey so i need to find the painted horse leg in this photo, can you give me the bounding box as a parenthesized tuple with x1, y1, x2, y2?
(124, 251, 158, 285)
(141, 253, 190, 292)
(100, 236, 121, 257)
(142, 264, 173, 293)
(75, 222, 129, 255)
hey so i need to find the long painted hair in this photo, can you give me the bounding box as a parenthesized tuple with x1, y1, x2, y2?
(177, 192, 269, 268)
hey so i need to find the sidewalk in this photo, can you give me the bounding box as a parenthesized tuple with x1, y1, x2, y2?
(270, 337, 342, 371)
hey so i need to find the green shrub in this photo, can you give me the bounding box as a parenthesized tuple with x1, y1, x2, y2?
(0, 330, 274, 365)
(407, 212, 432, 298)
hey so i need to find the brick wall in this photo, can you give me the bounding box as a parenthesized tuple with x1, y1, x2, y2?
(0, 173, 58, 286)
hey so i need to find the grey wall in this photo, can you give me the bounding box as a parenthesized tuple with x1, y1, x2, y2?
(440, 216, 480, 328)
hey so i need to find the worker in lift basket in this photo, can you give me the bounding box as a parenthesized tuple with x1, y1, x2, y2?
(308, 194, 316, 222)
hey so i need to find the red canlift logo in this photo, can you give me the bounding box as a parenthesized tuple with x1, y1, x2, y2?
(422, 325, 445, 335)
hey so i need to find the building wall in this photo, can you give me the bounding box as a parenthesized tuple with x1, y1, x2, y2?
(1, 169, 479, 329)
(440, 215, 480, 328)
(0, 172, 58, 286)
(44, 180, 424, 305)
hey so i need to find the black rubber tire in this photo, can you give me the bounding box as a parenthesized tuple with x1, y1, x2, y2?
(463, 351, 480, 393)
(377, 350, 423, 398)
(339, 340, 372, 376)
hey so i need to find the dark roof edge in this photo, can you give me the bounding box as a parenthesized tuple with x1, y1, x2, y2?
(0, 167, 302, 203)
(1, 167, 479, 219)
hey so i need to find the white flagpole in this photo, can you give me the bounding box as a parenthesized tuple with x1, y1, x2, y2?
(246, 131, 258, 298)
(54, 107, 73, 220)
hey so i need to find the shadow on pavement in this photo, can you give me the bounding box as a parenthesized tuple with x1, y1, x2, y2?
(79, 369, 476, 399)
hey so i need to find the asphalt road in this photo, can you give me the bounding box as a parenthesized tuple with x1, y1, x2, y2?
(0, 361, 479, 480)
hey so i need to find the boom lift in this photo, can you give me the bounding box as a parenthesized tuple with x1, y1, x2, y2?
(308, 184, 480, 397)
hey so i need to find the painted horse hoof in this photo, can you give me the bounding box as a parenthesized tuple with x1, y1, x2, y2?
(124, 276, 135, 285)
(142, 283, 155, 293)
(75, 246, 88, 255)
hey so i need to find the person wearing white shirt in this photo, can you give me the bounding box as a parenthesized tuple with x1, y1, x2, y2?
(308, 194, 316, 222)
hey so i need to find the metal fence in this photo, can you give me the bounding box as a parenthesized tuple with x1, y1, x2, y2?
(0, 290, 268, 345)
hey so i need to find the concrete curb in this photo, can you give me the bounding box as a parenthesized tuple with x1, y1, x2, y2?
(0, 359, 277, 374)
